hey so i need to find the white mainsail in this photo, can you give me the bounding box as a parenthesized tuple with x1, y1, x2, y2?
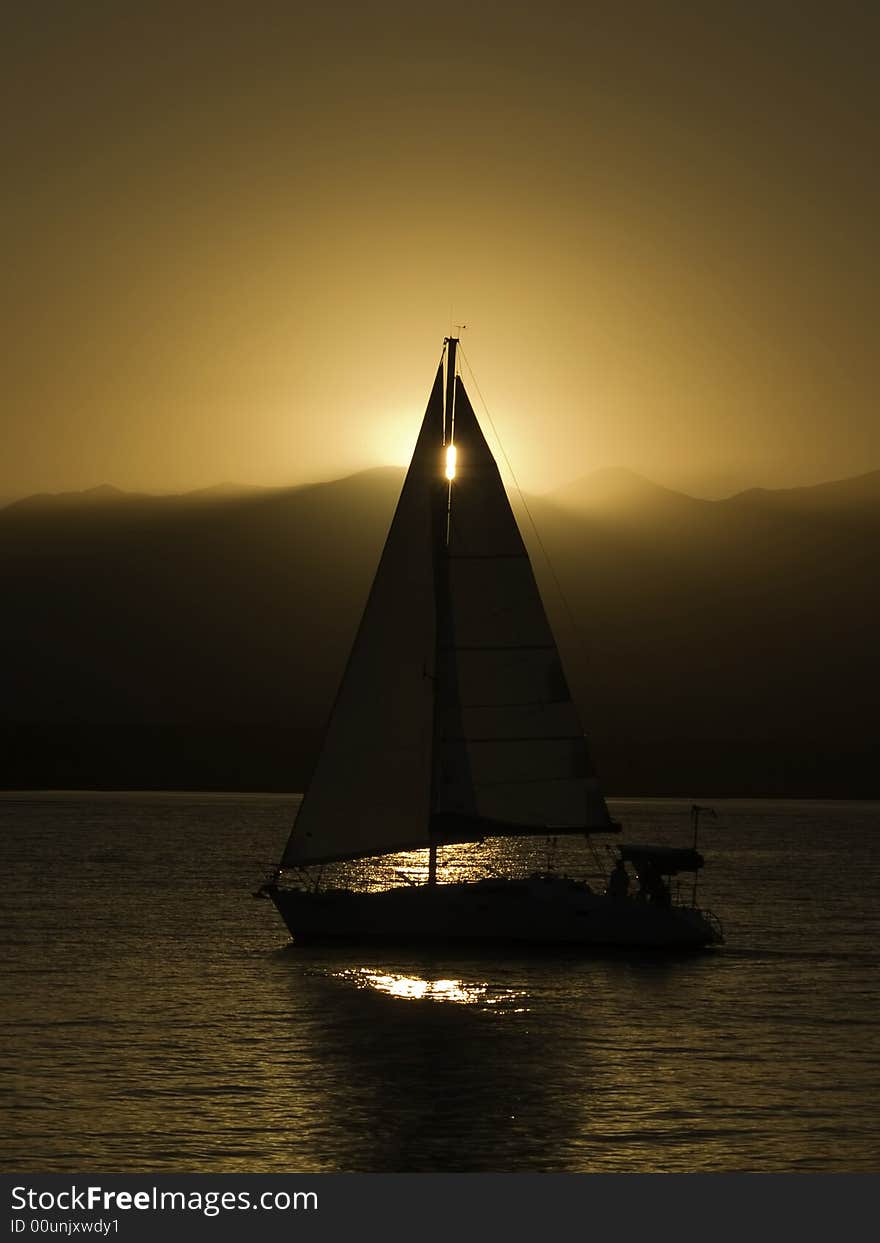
(282, 347, 611, 869)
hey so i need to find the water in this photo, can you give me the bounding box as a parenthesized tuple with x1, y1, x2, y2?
(1, 792, 878, 1172)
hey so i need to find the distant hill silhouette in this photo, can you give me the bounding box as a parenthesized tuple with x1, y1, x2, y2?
(724, 469, 880, 515)
(5, 483, 144, 511)
(2, 467, 877, 795)
(546, 467, 706, 513)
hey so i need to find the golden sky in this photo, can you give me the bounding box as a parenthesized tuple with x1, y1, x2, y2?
(4, 2, 878, 500)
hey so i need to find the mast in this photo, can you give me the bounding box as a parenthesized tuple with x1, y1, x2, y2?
(444, 336, 457, 444)
(428, 336, 459, 886)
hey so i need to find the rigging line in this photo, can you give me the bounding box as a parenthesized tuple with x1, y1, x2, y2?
(441, 339, 447, 447)
(457, 344, 595, 696)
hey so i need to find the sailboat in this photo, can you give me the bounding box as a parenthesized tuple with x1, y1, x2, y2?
(263, 338, 723, 949)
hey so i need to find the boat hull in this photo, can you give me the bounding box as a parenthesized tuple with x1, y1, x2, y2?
(268, 875, 722, 950)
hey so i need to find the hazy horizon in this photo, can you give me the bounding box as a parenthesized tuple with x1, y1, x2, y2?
(4, 458, 880, 511)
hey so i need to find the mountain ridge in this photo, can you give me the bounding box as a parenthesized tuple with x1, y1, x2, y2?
(6, 464, 880, 515)
(2, 464, 877, 795)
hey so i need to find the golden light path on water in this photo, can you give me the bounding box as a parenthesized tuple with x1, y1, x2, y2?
(327, 966, 529, 1010)
(325, 837, 605, 892)
(4, 794, 880, 1172)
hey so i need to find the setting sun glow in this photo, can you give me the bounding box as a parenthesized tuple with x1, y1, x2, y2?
(445, 444, 457, 481)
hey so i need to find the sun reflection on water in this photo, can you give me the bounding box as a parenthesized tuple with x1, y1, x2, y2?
(329, 967, 528, 1011)
(323, 837, 608, 893)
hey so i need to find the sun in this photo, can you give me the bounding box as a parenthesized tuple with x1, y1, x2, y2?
(365, 409, 422, 469)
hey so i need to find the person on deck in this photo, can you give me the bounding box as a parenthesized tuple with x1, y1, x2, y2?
(638, 860, 671, 907)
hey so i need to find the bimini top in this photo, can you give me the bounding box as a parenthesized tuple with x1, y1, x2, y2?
(619, 845, 704, 874)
